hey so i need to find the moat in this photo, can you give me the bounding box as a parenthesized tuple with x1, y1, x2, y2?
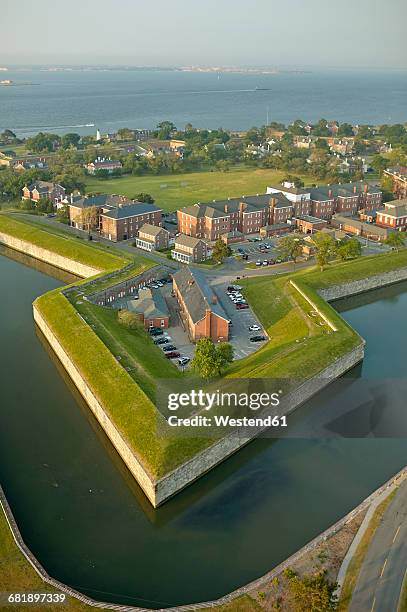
(0, 244, 406, 609)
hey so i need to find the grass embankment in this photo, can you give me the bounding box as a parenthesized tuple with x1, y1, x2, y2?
(400, 574, 407, 612)
(85, 168, 314, 212)
(0, 214, 127, 272)
(228, 249, 407, 380)
(338, 489, 398, 611)
(0, 508, 99, 612)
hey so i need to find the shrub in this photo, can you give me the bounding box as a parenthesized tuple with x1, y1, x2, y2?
(118, 309, 142, 330)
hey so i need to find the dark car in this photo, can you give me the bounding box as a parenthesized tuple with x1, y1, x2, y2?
(165, 351, 181, 359)
(236, 303, 249, 310)
(149, 328, 163, 336)
(154, 337, 169, 345)
(162, 345, 177, 352)
(249, 335, 266, 342)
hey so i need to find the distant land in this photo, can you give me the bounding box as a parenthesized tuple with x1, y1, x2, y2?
(0, 64, 310, 75)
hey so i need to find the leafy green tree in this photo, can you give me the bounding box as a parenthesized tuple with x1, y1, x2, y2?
(26, 132, 60, 153)
(312, 119, 330, 137)
(337, 122, 354, 136)
(156, 121, 177, 140)
(212, 238, 231, 263)
(56, 204, 69, 224)
(215, 343, 234, 375)
(276, 234, 304, 263)
(312, 232, 337, 270)
(61, 133, 81, 149)
(192, 338, 234, 379)
(134, 193, 155, 203)
(36, 197, 53, 213)
(117, 128, 135, 140)
(118, 309, 143, 330)
(19, 198, 34, 211)
(337, 237, 362, 261)
(285, 569, 338, 611)
(385, 232, 405, 251)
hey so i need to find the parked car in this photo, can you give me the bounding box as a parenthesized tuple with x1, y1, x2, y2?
(236, 303, 249, 310)
(162, 345, 177, 352)
(256, 261, 262, 266)
(178, 357, 190, 366)
(154, 337, 169, 345)
(262, 261, 268, 266)
(166, 352, 181, 359)
(250, 335, 266, 342)
(149, 328, 163, 336)
(249, 325, 261, 332)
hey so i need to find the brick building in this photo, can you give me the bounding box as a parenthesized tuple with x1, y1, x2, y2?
(67, 194, 162, 241)
(85, 157, 122, 174)
(173, 267, 229, 342)
(22, 181, 66, 205)
(135, 224, 169, 252)
(331, 214, 390, 241)
(376, 199, 407, 231)
(172, 234, 208, 263)
(128, 289, 170, 330)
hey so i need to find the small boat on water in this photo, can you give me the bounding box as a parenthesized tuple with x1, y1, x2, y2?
(255, 86, 271, 91)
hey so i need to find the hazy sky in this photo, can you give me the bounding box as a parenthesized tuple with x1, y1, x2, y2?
(2, 0, 406, 69)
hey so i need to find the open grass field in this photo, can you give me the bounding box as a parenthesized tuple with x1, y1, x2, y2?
(84, 168, 314, 211)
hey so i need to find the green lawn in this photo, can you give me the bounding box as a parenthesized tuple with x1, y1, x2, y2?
(84, 168, 314, 212)
(0, 214, 128, 273)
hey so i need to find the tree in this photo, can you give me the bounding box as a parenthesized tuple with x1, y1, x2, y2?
(156, 121, 177, 140)
(212, 238, 231, 263)
(19, 198, 34, 211)
(36, 197, 54, 214)
(337, 237, 362, 261)
(312, 232, 337, 270)
(385, 232, 405, 251)
(118, 309, 143, 330)
(338, 122, 354, 136)
(192, 338, 234, 379)
(81, 205, 98, 235)
(215, 343, 234, 375)
(56, 204, 69, 224)
(285, 569, 338, 611)
(134, 192, 155, 203)
(117, 128, 135, 140)
(26, 132, 60, 153)
(276, 234, 304, 263)
(61, 133, 81, 149)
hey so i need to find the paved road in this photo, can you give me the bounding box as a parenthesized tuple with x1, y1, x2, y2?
(349, 478, 407, 612)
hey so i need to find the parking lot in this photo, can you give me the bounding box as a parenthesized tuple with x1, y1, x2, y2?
(210, 278, 267, 360)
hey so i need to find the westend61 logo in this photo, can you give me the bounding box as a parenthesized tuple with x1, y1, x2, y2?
(166, 389, 287, 429)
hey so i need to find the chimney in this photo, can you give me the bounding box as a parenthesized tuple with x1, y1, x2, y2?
(224, 203, 228, 213)
(212, 294, 218, 305)
(364, 183, 368, 193)
(354, 185, 357, 194)
(328, 189, 332, 198)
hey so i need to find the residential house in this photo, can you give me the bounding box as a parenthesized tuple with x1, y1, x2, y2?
(172, 234, 208, 263)
(22, 181, 65, 205)
(172, 267, 229, 342)
(13, 157, 48, 171)
(85, 157, 122, 174)
(135, 223, 169, 252)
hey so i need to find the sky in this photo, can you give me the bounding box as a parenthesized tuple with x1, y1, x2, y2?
(1, 0, 406, 69)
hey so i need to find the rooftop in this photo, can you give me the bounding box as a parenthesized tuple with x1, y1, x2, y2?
(174, 234, 205, 249)
(173, 267, 229, 324)
(128, 289, 169, 320)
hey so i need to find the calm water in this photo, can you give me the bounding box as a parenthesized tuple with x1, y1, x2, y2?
(1, 69, 406, 136)
(0, 246, 406, 608)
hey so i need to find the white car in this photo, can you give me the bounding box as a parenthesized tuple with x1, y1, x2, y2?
(249, 325, 261, 332)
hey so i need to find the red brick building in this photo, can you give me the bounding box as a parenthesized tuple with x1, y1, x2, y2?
(173, 267, 229, 343)
(22, 181, 66, 205)
(376, 199, 407, 231)
(383, 167, 407, 200)
(128, 289, 170, 330)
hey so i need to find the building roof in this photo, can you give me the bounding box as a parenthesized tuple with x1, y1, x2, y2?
(296, 215, 328, 224)
(174, 234, 205, 249)
(179, 193, 292, 218)
(101, 201, 161, 220)
(128, 289, 169, 320)
(173, 267, 229, 324)
(138, 223, 167, 238)
(27, 181, 62, 192)
(380, 199, 407, 218)
(332, 215, 389, 236)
